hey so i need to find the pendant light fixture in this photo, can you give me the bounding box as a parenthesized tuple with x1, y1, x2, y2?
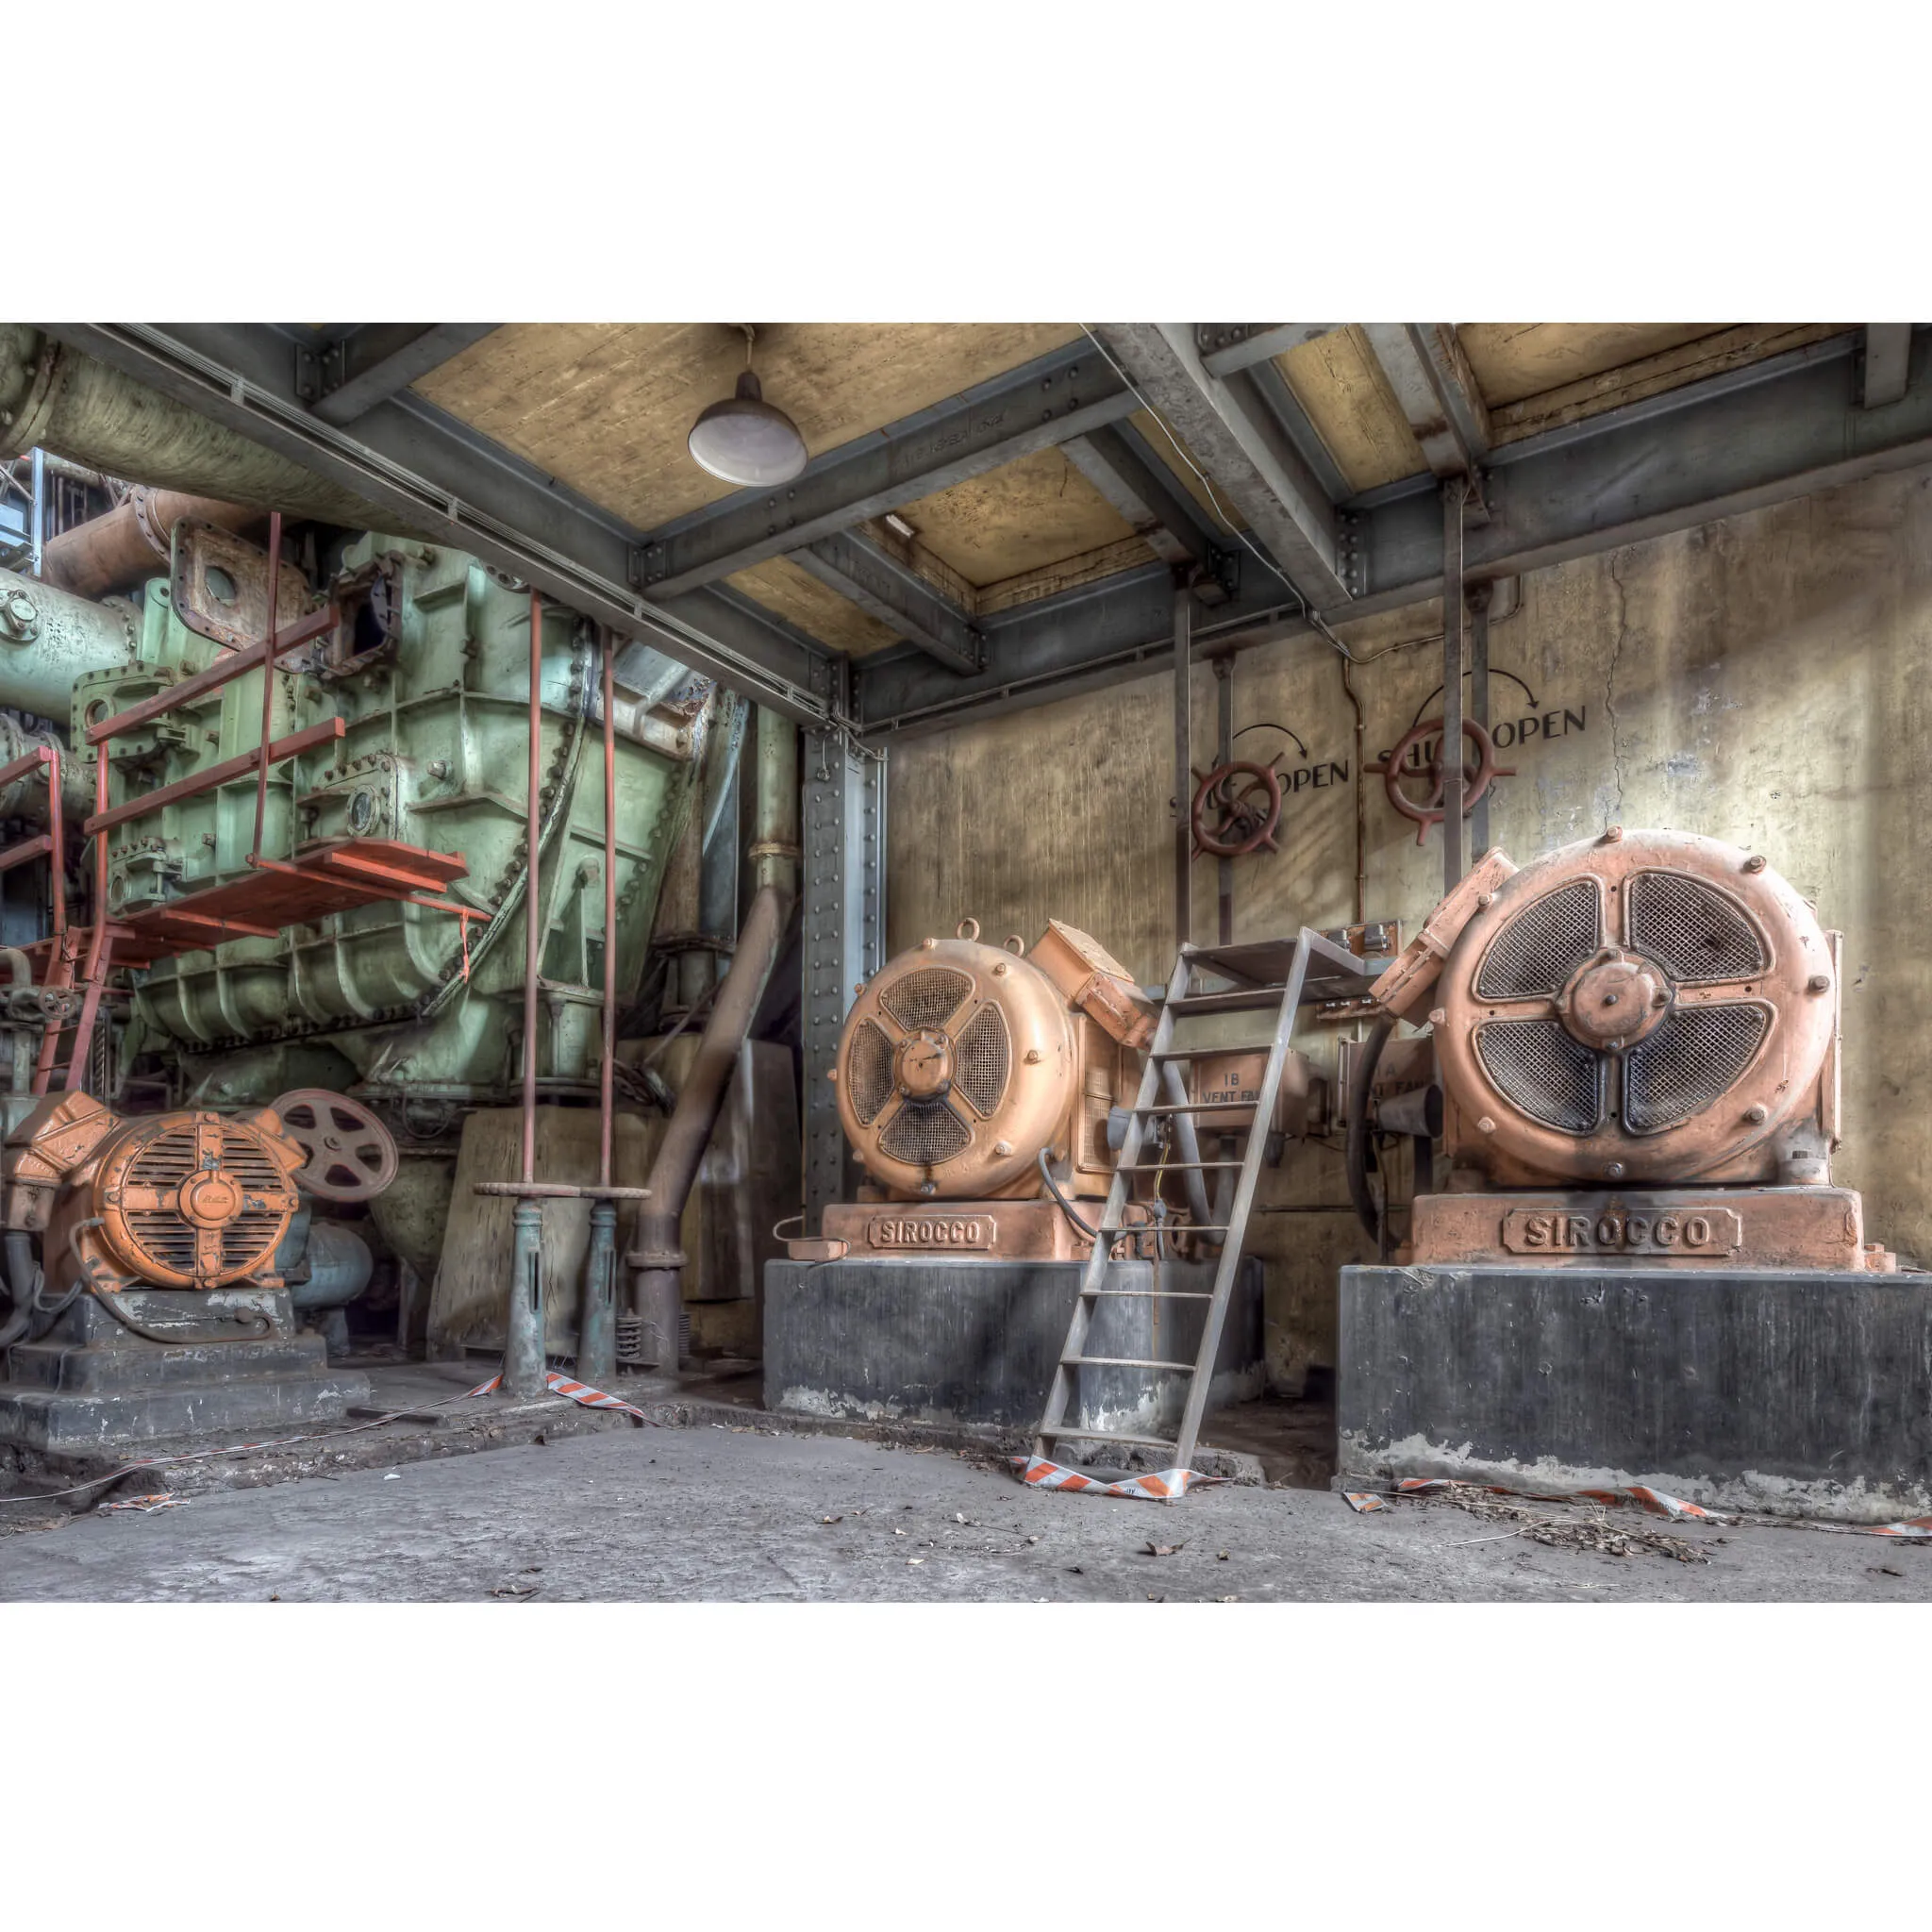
(687, 325, 809, 488)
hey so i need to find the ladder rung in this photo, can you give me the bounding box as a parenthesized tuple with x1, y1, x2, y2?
(1136, 1100, 1258, 1116)
(1039, 1427, 1177, 1449)
(1081, 1287, 1214, 1300)
(1164, 990, 1282, 1014)
(1147, 1045, 1272, 1061)
(1118, 1160, 1245, 1172)
(1098, 1223, 1233, 1236)
(1064, 1356, 1197, 1373)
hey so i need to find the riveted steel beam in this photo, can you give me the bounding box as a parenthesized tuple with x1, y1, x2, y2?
(1060, 422, 1240, 597)
(295, 324, 499, 426)
(861, 328, 1932, 737)
(44, 323, 834, 724)
(633, 341, 1138, 599)
(1361, 323, 1491, 488)
(791, 527, 983, 673)
(1090, 324, 1347, 607)
(1194, 323, 1338, 378)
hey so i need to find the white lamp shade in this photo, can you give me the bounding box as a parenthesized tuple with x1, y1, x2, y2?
(687, 371, 809, 487)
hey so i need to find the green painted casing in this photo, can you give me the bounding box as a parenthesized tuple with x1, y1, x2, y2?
(76, 532, 703, 1099)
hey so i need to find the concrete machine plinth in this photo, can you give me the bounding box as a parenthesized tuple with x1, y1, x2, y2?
(765, 1256, 1263, 1440)
(0, 1286, 371, 1454)
(1339, 1263, 1932, 1523)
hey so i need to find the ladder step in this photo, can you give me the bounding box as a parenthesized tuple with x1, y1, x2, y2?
(1081, 1288, 1214, 1300)
(1098, 1223, 1233, 1237)
(1146, 1045, 1274, 1061)
(1118, 1160, 1246, 1172)
(1040, 1427, 1178, 1449)
(1064, 1356, 1197, 1372)
(1163, 989, 1284, 1014)
(1135, 1099, 1260, 1117)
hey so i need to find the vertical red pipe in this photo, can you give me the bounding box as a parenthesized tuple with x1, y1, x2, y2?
(522, 590, 543, 1188)
(81, 741, 108, 985)
(250, 510, 283, 863)
(43, 748, 65, 937)
(599, 632, 617, 1190)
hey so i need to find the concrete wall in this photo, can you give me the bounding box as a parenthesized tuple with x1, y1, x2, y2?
(884, 462, 1932, 1391)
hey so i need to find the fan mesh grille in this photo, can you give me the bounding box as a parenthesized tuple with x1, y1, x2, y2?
(1474, 1019, 1604, 1134)
(1627, 873, 1766, 983)
(880, 967, 972, 1032)
(846, 1019, 894, 1124)
(953, 1005, 1010, 1118)
(1475, 881, 1602, 1000)
(1624, 1003, 1771, 1132)
(878, 1097, 972, 1168)
(124, 1123, 291, 1278)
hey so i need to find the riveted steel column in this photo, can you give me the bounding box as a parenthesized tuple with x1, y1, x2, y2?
(1468, 580, 1491, 860)
(803, 658, 884, 1232)
(1173, 578, 1193, 953)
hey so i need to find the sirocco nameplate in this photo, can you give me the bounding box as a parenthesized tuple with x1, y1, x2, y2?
(867, 1214, 994, 1251)
(1502, 1206, 1743, 1257)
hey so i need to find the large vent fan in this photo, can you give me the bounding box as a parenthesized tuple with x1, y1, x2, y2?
(1472, 871, 1772, 1137)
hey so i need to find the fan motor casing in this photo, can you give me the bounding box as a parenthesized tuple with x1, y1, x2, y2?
(836, 935, 1091, 1200)
(1434, 829, 1838, 1187)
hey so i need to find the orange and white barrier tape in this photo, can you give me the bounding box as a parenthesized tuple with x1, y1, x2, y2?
(1015, 1454, 1218, 1501)
(1343, 1475, 1932, 1539)
(468, 1368, 655, 1424)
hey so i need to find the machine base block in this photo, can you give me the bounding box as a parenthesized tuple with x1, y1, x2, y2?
(0, 1286, 372, 1454)
(764, 1256, 1263, 1436)
(1339, 1263, 1932, 1523)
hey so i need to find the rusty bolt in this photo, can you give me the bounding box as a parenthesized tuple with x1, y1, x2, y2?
(826, 1068, 839, 1082)
(1604, 1161, 1626, 1180)
(992, 960, 1008, 976)
(993, 1141, 1013, 1158)
(428, 759, 450, 779)
(853, 981, 867, 995)
(1744, 1104, 1769, 1124)
(1476, 1115, 1496, 1134)
(1807, 974, 1831, 993)
(1476, 892, 1494, 909)
(1428, 1007, 1447, 1026)
(918, 1181, 937, 1197)
(1024, 1047, 1043, 1064)
(1602, 824, 1624, 843)
(898, 1084, 909, 1098)
(1743, 854, 1767, 874)
(920, 936, 937, 950)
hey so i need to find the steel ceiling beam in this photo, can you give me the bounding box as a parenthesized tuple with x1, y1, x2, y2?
(1361, 323, 1491, 484)
(632, 341, 1138, 599)
(1090, 324, 1348, 607)
(1861, 324, 1912, 408)
(42, 323, 836, 724)
(860, 329, 1932, 738)
(1060, 422, 1239, 594)
(791, 528, 984, 674)
(1194, 324, 1338, 378)
(296, 324, 500, 426)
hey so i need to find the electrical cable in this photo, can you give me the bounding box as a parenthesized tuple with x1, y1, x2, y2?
(1038, 1148, 1098, 1243)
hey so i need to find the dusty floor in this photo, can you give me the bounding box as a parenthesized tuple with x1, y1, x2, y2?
(2, 1420, 1925, 1602)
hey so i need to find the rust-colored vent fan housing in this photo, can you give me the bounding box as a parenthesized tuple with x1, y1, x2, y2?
(835, 920, 1152, 1202)
(1379, 829, 1840, 1188)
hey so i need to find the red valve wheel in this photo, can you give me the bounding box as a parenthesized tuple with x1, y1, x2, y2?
(1190, 759, 1284, 858)
(271, 1090, 400, 1203)
(1368, 717, 1516, 846)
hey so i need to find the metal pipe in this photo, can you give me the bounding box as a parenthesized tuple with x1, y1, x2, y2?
(522, 590, 543, 1187)
(1158, 1061, 1217, 1238)
(600, 633, 617, 1191)
(248, 510, 282, 863)
(1213, 655, 1233, 945)
(40, 489, 258, 599)
(27, 448, 44, 578)
(1173, 579, 1192, 953)
(1469, 580, 1492, 858)
(1441, 480, 1466, 896)
(0, 566, 142, 719)
(1340, 656, 1366, 927)
(628, 708, 798, 1377)
(0, 326, 381, 527)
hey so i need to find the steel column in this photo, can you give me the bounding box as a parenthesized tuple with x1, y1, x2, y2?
(802, 667, 885, 1231)
(1441, 482, 1466, 897)
(1468, 581, 1492, 859)
(1174, 581, 1193, 953)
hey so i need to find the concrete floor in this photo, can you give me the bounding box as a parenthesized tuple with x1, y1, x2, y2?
(2, 1421, 1926, 1601)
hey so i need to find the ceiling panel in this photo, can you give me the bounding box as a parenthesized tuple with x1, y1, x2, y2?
(725, 557, 900, 658)
(1276, 325, 1426, 493)
(891, 445, 1149, 588)
(1458, 324, 1725, 407)
(412, 322, 1084, 532)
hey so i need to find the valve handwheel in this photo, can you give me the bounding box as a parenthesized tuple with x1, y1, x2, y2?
(1190, 758, 1284, 858)
(271, 1090, 400, 1202)
(1368, 717, 1515, 845)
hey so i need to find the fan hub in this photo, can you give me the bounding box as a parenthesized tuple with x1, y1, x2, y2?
(896, 1030, 954, 1099)
(1559, 948, 1670, 1051)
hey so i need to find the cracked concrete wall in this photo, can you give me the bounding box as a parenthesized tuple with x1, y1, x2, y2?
(886, 462, 1932, 1391)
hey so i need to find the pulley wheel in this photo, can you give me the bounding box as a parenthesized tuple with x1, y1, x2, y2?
(271, 1090, 400, 1203)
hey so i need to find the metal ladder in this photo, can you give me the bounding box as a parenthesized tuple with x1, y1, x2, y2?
(1032, 928, 1376, 1475)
